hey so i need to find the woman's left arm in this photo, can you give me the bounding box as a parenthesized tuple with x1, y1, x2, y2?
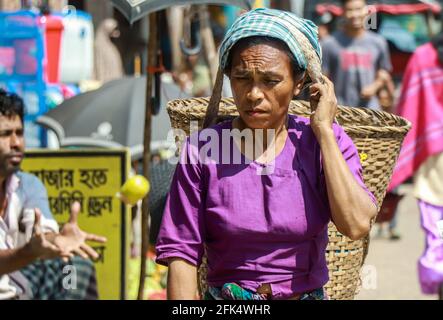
(310, 76, 377, 240)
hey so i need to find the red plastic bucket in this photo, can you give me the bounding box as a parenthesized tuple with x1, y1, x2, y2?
(40, 15, 64, 83)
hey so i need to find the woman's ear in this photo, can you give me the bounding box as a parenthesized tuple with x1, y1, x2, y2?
(293, 72, 307, 97)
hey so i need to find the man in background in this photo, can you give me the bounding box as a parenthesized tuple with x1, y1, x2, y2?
(321, 0, 394, 110)
(0, 89, 106, 299)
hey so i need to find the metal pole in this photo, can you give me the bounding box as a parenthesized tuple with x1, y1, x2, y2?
(198, 5, 218, 85)
(167, 6, 185, 74)
(137, 11, 157, 301)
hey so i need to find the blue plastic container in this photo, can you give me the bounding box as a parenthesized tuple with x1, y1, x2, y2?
(0, 10, 47, 147)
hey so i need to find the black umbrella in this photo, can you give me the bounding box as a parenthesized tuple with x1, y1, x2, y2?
(37, 76, 189, 160)
(111, 0, 252, 24)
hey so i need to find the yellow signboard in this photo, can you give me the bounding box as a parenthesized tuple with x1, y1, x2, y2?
(21, 149, 131, 300)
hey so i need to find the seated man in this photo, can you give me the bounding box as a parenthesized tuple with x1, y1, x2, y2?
(0, 89, 107, 300)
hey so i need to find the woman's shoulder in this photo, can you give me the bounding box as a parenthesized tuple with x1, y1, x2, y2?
(288, 114, 348, 141)
(289, 113, 340, 129)
(180, 119, 233, 164)
(184, 120, 231, 143)
(206, 119, 232, 132)
(289, 114, 309, 126)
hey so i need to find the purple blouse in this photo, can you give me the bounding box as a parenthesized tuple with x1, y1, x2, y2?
(156, 114, 376, 299)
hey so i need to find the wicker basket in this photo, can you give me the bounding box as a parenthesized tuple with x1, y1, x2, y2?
(166, 97, 411, 300)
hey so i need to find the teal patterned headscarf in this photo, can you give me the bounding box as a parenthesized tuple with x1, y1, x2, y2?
(204, 8, 323, 128)
(219, 8, 322, 82)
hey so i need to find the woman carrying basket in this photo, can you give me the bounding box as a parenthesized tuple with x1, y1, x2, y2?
(155, 8, 377, 300)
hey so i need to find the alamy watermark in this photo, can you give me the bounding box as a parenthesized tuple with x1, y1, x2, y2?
(165, 121, 279, 175)
(364, 6, 378, 30)
(361, 264, 378, 290)
(62, 265, 77, 290)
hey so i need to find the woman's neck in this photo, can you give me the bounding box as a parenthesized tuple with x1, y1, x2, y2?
(234, 115, 288, 135)
(233, 115, 289, 163)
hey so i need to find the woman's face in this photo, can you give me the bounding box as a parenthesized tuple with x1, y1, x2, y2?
(229, 41, 304, 130)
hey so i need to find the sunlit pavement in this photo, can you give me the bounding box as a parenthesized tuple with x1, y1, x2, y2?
(355, 183, 437, 300)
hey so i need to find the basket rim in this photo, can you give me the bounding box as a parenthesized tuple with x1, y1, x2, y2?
(166, 97, 412, 133)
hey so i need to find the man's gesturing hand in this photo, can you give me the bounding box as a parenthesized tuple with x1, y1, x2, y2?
(27, 209, 72, 260)
(52, 202, 107, 260)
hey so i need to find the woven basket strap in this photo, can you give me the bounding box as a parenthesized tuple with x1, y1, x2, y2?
(203, 67, 225, 129)
(276, 18, 322, 84)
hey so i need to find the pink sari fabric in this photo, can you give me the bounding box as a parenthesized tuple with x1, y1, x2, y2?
(388, 43, 443, 191)
(418, 200, 443, 295)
